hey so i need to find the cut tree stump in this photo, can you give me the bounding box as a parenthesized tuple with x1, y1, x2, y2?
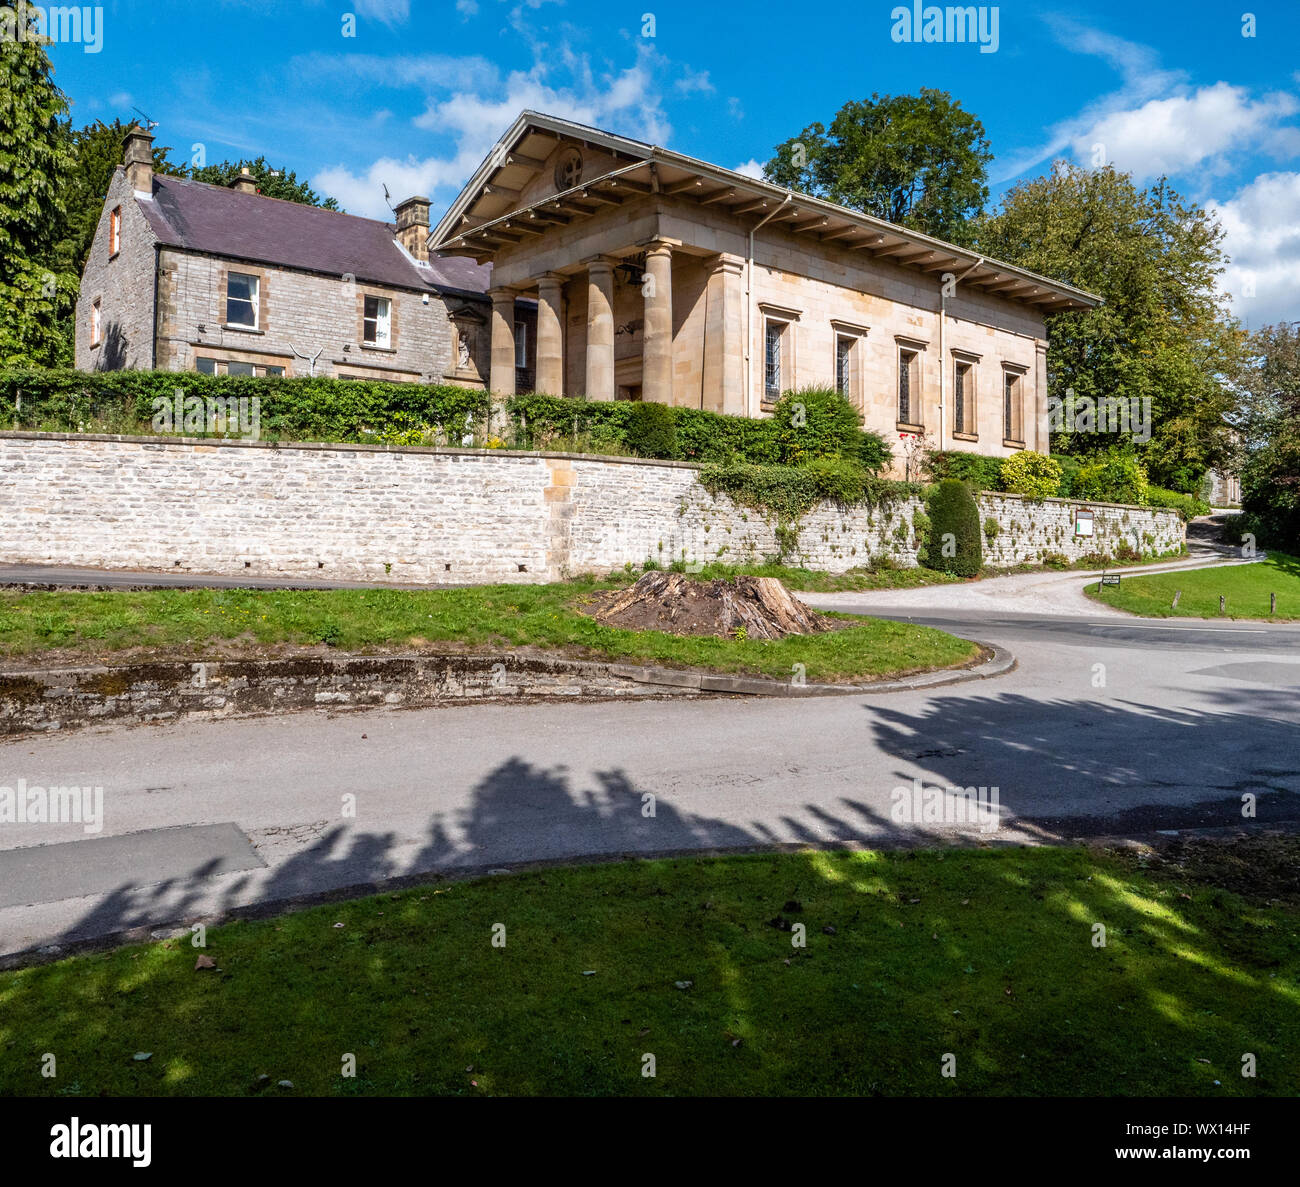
(593, 572, 832, 639)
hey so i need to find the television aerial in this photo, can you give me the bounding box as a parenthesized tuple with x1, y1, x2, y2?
(132, 107, 159, 132)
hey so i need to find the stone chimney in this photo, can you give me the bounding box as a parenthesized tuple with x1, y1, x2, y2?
(123, 125, 154, 192)
(395, 196, 431, 262)
(232, 167, 258, 195)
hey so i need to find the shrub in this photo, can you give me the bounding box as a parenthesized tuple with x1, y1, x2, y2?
(769, 386, 865, 465)
(926, 449, 1004, 491)
(624, 401, 676, 459)
(1054, 454, 1083, 498)
(922, 479, 982, 577)
(1072, 453, 1149, 506)
(1000, 450, 1062, 498)
(1145, 486, 1211, 521)
(983, 517, 1000, 541)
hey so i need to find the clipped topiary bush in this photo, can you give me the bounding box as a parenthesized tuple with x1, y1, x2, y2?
(1000, 450, 1062, 498)
(922, 479, 982, 577)
(624, 400, 677, 459)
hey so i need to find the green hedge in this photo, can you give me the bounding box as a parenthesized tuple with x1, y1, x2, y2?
(1145, 486, 1211, 522)
(0, 371, 893, 471)
(926, 449, 1005, 491)
(0, 368, 490, 443)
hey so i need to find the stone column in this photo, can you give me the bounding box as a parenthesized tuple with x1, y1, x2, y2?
(583, 256, 616, 401)
(489, 287, 517, 396)
(535, 272, 565, 396)
(702, 253, 745, 415)
(642, 240, 674, 406)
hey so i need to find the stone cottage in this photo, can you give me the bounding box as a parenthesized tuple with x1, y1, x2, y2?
(431, 111, 1101, 459)
(75, 126, 535, 386)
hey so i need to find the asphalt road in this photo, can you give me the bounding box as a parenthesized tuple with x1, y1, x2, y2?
(1, 585, 1297, 960)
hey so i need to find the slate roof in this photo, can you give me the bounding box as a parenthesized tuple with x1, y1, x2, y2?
(136, 173, 490, 296)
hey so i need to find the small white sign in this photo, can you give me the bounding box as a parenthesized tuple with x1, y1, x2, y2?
(1075, 509, 1095, 538)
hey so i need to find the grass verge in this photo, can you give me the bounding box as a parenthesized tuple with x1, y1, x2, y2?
(0, 842, 1295, 1097)
(1085, 552, 1300, 620)
(0, 578, 979, 683)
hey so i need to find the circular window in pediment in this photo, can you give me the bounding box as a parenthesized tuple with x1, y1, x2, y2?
(554, 148, 583, 192)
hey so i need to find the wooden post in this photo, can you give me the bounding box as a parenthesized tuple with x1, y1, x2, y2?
(1271, 592, 1277, 615)
(1220, 595, 1226, 614)
(1172, 590, 1182, 610)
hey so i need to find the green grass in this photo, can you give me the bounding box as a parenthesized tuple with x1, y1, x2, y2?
(1, 845, 1295, 1097)
(1085, 552, 1300, 620)
(0, 578, 979, 683)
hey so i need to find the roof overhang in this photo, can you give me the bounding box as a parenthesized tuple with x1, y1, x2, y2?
(431, 111, 1102, 314)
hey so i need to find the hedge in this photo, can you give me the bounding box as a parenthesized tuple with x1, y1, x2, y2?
(922, 478, 982, 578)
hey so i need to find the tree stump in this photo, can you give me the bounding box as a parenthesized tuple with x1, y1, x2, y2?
(593, 572, 832, 639)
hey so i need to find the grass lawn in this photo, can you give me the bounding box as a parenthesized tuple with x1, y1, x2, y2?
(0, 578, 979, 684)
(1085, 552, 1300, 620)
(0, 842, 1295, 1097)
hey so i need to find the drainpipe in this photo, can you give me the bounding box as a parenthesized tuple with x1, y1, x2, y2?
(939, 255, 983, 452)
(746, 191, 793, 415)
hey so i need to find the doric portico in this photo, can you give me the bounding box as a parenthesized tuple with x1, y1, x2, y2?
(432, 111, 1099, 462)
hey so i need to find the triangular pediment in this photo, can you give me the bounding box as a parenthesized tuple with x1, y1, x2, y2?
(431, 112, 652, 247)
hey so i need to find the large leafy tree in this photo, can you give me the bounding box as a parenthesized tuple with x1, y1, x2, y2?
(1233, 322, 1300, 548)
(0, 3, 78, 366)
(976, 163, 1243, 490)
(52, 119, 185, 275)
(189, 156, 340, 210)
(763, 90, 992, 244)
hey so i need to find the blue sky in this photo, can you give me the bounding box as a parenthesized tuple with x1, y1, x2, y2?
(46, 0, 1300, 325)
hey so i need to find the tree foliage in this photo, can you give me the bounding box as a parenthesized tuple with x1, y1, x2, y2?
(976, 163, 1242, 490)
(0, 4, 78, 366)
(763, 90, 992, 244)
(1234, 323, 1300, 549)
(189, 157, 341, 210)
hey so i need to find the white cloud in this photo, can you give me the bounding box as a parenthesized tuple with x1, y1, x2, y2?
(312, 40, 673, 219)
(1073, 84, 1300, 181)
(733, 158, 764, 180)
(355, 0, 410, 25)
(674, 68, 713, 96)
(1210, 171, 1300, 327)
(456, 0, 478, 15)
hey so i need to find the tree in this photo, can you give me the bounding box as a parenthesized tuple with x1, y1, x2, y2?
(976, 163, 1243, 490)
(1234, 323, 1300, 549)
(53, 119, 186, 275)
(0, 3, 78, 366)
(189, 157, 340, 210)
(763, 90, 992, 244)
(922, 479, 982, 577)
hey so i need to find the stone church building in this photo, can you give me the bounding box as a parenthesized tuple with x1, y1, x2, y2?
(79, 114, 1100, 461)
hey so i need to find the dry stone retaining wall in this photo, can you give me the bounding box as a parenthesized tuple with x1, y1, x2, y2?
(0, 433, 1184, 583)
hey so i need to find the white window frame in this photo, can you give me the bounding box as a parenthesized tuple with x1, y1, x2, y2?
(226, 272, 260, 330)
(364, 295, 392, 348)
(109, 207, 121, 257)
(90, 298, 102, 346)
